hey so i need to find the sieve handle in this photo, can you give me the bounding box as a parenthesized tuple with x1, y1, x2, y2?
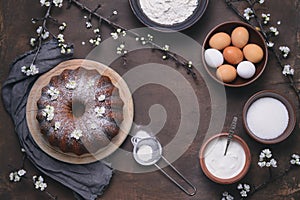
(154, 156, 197, 196)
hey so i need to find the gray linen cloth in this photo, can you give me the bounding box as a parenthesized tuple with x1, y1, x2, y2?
(1, 39, 113, 200)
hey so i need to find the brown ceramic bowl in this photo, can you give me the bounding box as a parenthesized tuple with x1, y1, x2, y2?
(199, 133, 251, 184)
(243, 90, 296, 144)
(202, 21, 268, 87)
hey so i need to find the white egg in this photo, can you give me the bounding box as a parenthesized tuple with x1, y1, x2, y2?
(204, 48, 224, 68)
(237, 61, 256, 79)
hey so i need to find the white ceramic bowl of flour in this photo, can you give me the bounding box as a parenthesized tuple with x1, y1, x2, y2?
(129, 0, 209, 31)
(243, 90, 296, 144)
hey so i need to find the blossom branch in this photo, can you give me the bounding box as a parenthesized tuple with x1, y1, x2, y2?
(238, 152, 300, 199)
(244, 166, 293, 199)
(222, 150, 300, 199)
(68, 0, 197, 78)
(225, 0, 249, 23)
(225, 0, 300, 104)
(9, 149, 57, 199)
(22, 3, 53, 76)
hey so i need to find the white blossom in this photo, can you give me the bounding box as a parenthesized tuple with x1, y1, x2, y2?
(111, 29, 126, 40)
(258, 0, 265, 4)
(85, 21, 92, 29)
(65, 80, 77, 89)
(94, 28, 100, 34)
(54, 121, 61, 130)
(36, 26, 43, 34)
(70, 129, 83, 140)
(244, 184, 250, 192)
(240, 190, 247, 197)
(33, 175, 48, 191)
(258, 161, 266, 167)
(222, 191, 234, 200)
(21, 64, 39, 76)
(59, 22, 67, 31)
(40, 0, 51, 7)
(30, 38, 36, 46)
(89, 38, 94, 44)
(163, 44, 170, 51)
(116, 43, 127, 55)
(41, 31, 49, 40)
(95, 106, 106, 117)
(89, 36, 101, 46)
(290, 154, 300, 166)
(279, 46, 290, 58)
(42, 105, 55, 121)
(262, 149, 272, 158)
(112, 10, 118, 15)
(9, 172, 21, 182)
(57, 34, 70, 55)
(282, 64, 294, 76)
(237, 183, 250, 198)
(111, 32, 118, 40)
(17, 169, 26, 177)
(57, 34, 65, 43)
(9, 169, 26, 182)
(258, 149, 278, 168)
(147, 34, 153, 41)
(269, 158, 278, 167)
(98, 94, 106, 101)
(61, 48, 66, 54)
(53, 0, 63, 8)
(47, 87, 60, 100)
(261, 13, 270, 24)
(243, 8, 254, 20)
(270, 26, 279, 36)
(237, 183, 243, 190)
(266, 41, 274, 48)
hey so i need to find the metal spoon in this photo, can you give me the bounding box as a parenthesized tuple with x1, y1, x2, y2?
(224, 116, 238, 156)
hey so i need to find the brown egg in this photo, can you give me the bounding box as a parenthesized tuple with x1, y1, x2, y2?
(231, 27, 249, 48)
(223, 46, 244, 65)
(216, 64, 237, 83)
(243, 44, 264, 63)
(209, 32, 231, 50)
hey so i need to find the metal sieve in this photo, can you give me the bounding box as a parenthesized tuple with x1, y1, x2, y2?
(132, 136, 197, 196)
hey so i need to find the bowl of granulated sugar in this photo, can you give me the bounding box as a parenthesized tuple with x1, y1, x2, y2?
(243, 90, 296, 144)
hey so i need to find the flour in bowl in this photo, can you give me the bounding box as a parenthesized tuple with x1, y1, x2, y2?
(246, 97, 289, 139)
(139, 0, 199, 25)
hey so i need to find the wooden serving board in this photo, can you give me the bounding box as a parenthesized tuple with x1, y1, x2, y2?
(26, 59, 134, 164)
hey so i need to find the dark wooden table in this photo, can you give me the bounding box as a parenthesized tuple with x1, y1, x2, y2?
(1, 0, 300, 199)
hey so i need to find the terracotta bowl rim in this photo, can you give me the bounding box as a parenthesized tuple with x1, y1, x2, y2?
(199, 133, 251, 184)
(242, 90, 296, 144)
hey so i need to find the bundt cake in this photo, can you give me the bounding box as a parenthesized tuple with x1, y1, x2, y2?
(36, 67, 124, 155)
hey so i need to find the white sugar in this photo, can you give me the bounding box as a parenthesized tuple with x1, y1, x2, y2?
(137, 145, 153, 162)
(246, 97, 289, 139)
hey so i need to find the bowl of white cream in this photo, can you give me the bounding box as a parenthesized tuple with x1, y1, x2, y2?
(243, 90, 296, 144)
(129, 0, 209, 31)
(199, 133, 251, 184)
